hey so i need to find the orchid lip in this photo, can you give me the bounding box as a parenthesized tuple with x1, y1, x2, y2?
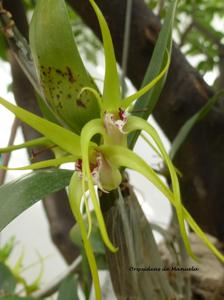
(104, 108, 128, 134)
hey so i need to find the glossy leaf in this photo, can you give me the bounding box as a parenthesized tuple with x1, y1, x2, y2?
(0, 169, 72, 232)
(30, 0, 100, 133)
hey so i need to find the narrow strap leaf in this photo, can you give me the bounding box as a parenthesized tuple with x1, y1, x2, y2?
(122, 51, 170, 108)
(0, 137, 50, 154)
(0, 155, 75, 171)
(128, 0, 178, 149)
(99, 145, 224, 263)
(68, 172, 102, 300)
(170, 90, 224, 160)
(0, 97, 82, 156)
(90, 0, 121, 110)
(80, 119, 118, 252)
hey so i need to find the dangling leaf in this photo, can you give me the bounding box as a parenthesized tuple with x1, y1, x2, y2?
(0, 169, 72, 232)
(90, 0, 121, 110)
(30, 0, 100, 133)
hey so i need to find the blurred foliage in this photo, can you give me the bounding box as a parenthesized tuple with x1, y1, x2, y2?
(0, 238, 43, 298)
(0, 0, 221, 81)
(147, 0, 224, 81)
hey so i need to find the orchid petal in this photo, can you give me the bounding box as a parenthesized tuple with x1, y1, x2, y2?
(81, 119, 118, 252)
(0, 155, 76, 171)
(0, 97, 82, 156)
(0, 137, 51, 154)
(125, 116, 193, 258)
(68, 172, 101, 300)
(122, 51, 170, 109)
(100, 145, 224, 262)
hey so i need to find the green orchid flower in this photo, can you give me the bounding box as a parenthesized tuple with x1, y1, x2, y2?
(0, 0, 223, 299)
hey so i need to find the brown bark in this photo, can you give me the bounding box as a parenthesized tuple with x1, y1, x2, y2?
(2, 0, 79, 264)
(68, 0, 224, 242)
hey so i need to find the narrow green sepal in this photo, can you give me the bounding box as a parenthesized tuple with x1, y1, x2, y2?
(90, 0, 121, 110)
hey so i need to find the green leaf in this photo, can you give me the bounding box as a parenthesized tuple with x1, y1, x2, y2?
(0, 169, 72, 232)
(128, 0, 178, 148)
(57, 275, 79, 300)
(30, 0, 100, 133)
(0, 263, 16, 294)
(170, 90, 224, 160)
